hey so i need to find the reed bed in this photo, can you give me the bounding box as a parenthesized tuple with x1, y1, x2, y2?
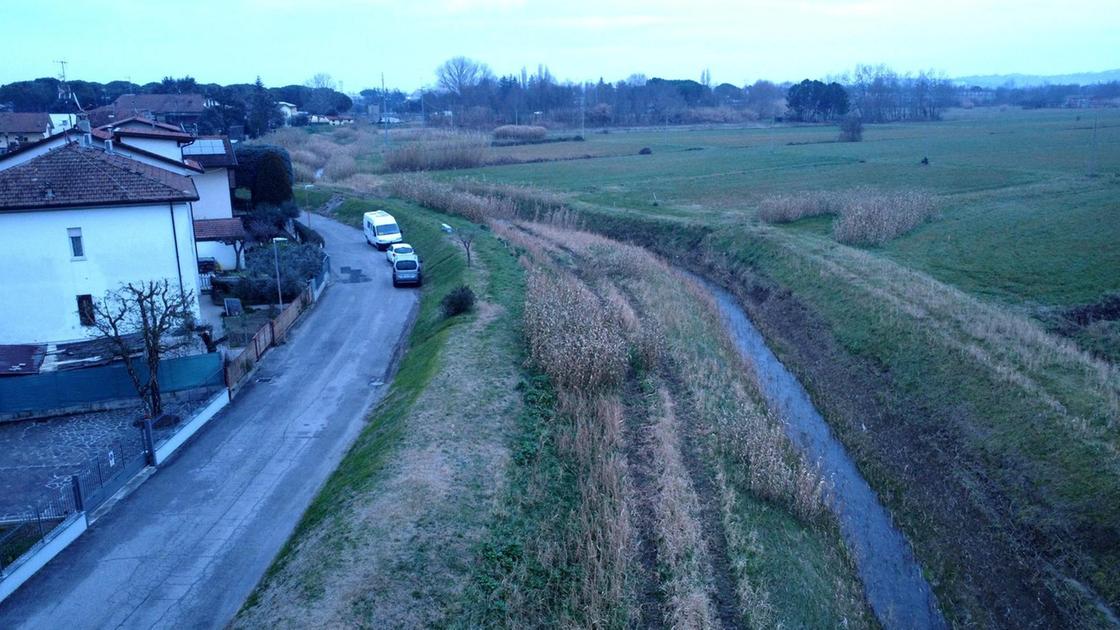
(384, 134, 488, 172)
(494, 125, 549, 141)
(758, 188, 937, 246)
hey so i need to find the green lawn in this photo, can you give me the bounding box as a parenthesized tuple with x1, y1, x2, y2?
(442, 108, 1120, 308)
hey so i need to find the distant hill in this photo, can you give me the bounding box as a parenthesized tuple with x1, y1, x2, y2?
(954, 69, 1120, 88)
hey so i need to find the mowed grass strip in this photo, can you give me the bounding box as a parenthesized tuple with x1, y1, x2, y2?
(236, 198, 526, 627)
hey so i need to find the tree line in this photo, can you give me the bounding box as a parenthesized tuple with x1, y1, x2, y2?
(3, 62, 1118, 135)
(0, 75, 352, 138)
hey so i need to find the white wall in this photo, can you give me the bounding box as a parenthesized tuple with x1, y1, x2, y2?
(0, 202, 201, 344)
(122, 137, 182, 161)
(197, 241, 238, 271)
(191, 169, 233, 220)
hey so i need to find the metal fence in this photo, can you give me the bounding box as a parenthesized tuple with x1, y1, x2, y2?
(0, 416, 157, 575)
(0, 352, 225, 416)
(224, 266, 328, 391)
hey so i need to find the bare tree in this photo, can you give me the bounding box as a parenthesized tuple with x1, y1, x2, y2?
(455, 227, 478, 267)
(306, 73, 336, 90)
(90, 280, 197, 418)
(436, 57, 489, 97)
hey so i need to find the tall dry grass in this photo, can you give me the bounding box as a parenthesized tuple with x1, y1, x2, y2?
(389, 176, 516, 223)
(494, 125, 548, 141)
(524, 271, 628, 391)
(383, 134, 488, 172)
(758, 188, 937, 246)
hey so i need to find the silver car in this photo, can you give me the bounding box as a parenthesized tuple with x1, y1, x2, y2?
(392, 254, 422, 287)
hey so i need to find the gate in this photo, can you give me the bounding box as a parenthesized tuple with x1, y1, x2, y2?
(73, 433, 151, 513)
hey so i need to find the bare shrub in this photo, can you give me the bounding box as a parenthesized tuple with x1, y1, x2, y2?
(832, 190, 936, 246)
(524, 271, 628, 391)
(493, 125, 548, 141)
(384, 135, 487, 172)
(839, 115, 864, 142)
(292, 162, 316, 183)
(322, 153, 358, 182)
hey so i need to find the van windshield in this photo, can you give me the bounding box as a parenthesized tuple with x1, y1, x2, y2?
(376, 223, 400, 236)
(396, 260, 418, 270)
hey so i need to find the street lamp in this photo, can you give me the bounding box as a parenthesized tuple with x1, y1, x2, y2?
(272, 237, 288, 309)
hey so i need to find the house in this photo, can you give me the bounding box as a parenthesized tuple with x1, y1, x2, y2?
(0, 141, 202, 345)
(277, 101, 298, 125)
(0, 113, 52, 153)
(182, 136, 241, 269)
(2, 117, 244, 276)
(88, 93, 208, 131)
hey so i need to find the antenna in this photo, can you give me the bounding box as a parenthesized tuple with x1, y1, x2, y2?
(55, 60, 70, 103)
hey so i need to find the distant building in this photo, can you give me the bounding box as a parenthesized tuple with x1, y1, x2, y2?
(0, 142, 202, 344)
(0, 112, 52, 153)
(88, 93, 209, 132)
(277, 101, 298, 125)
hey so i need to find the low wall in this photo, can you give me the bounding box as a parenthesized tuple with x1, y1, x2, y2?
(0, 512, 87, 603)
(0, 352, 225, 419)
(154, 389, 230, 465)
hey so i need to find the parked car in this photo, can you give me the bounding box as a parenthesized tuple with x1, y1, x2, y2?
(386, 243, 415, 263)
(392, 255, 422, 287)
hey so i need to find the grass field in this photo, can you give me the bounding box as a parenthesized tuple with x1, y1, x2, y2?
(413, 108, 1120, 627)
(250, 108, 1119, 628)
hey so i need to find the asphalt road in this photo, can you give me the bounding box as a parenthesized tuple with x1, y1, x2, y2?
(0, 211, 418, 629)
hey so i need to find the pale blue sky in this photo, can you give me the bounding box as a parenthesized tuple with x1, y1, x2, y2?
(1, 0, 1116, 91)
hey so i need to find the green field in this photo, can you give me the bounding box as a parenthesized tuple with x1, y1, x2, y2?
(449, 108, 1120, 308)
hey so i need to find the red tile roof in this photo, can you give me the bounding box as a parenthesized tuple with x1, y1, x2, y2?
(97, 116, 193, 142)
(194, 218, 246, 241)
(0, 142, 199, 211)
(0, 112, 51, 134)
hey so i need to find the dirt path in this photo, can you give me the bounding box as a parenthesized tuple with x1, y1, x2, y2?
(619, 378, 668, 629)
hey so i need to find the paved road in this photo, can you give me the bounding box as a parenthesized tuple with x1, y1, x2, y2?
(0, 212, 418, 629)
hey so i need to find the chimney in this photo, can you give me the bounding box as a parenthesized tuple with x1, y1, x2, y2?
(77, 119, 92, 147)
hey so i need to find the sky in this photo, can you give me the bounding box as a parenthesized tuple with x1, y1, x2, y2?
(1, 0, 1117, 92)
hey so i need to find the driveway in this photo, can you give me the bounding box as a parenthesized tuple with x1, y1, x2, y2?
(0, 211, 418, 629)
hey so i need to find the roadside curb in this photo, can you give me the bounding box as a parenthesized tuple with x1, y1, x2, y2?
(383, 297, 421, 383)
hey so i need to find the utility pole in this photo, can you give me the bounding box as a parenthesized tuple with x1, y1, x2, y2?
(580, 84, 586, 137)
(381, 72, 389, 146)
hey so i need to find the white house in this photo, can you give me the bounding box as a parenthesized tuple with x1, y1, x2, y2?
(181, 136, 242, 270)
(0, 141, 202, 345)
(0, 117, 244, 285)
(277, 101, 298, 125)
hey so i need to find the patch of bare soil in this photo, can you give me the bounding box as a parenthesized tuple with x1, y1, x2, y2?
(235, 286, 520, 628)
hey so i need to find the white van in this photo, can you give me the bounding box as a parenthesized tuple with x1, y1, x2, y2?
(363, 210, 403, 250)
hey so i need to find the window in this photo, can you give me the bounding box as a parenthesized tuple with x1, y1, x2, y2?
(77, 294, 95, 326)
(68, 228, 84, 258)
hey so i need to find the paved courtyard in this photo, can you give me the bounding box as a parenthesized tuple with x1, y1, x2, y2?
(0, 398, 204, 520)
